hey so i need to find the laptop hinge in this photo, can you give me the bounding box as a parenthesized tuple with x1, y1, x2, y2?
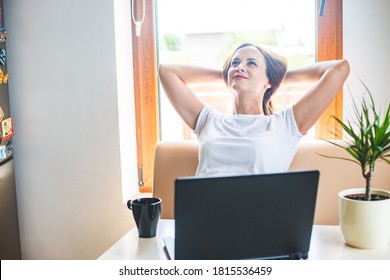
(289, 252, 308, 260)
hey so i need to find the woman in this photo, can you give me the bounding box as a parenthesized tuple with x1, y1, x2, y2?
(159, 43, 350, 176)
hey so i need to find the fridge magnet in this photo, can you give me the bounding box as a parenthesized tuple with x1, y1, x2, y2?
(0, 68, 7, 84)
(1, 116, 14, 141)
(1, 73, 7, 84)
(0, 145, 5, 161)
(0, 27, 6, 42)
(5, 141, 13, 157)
(0, 48, 5, 66)
(0, 106, 4, 121)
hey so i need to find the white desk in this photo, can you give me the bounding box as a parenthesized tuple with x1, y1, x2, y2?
(98, 219, 390, 260)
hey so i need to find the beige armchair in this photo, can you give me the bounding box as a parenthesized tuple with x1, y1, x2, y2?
(153, 140, 390, 225)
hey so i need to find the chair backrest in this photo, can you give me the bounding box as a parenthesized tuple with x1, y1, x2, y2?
(153, 141, 198, 219)
(153, 140, 390, 225)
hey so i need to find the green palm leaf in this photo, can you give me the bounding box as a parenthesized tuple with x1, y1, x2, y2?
(319, 79, 390, 201)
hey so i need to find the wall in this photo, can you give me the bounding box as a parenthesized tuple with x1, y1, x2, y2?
(4, 0, 137, 259)
(343, 0, 390, 113)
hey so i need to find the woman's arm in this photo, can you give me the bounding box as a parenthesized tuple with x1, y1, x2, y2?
(287, 60, 350, 134)
(158, 64, 223, 130)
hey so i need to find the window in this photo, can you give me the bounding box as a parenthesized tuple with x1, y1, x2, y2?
(158, 0, 316, 140)
(131, 0, 343, 192)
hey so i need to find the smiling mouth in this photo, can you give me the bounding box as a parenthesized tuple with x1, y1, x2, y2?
(233, 74, 247, 80)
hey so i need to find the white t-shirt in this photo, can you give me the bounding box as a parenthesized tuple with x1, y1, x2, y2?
(193, 105, 303, 177)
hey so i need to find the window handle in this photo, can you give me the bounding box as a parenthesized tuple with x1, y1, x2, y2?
(138, 166, 144, 186)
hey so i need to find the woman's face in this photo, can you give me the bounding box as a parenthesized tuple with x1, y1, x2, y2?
(227, 46, 271, 97)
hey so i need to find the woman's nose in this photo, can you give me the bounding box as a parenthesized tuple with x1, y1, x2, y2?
(236, 64, 245, 72)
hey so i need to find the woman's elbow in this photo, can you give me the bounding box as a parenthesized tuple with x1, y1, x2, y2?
(337, 59, 350, 78)
(158, 64, 167, 78)
(158, 64, 175, 84)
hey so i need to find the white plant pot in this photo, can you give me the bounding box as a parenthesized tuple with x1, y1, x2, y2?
(339, 188, 390, 249)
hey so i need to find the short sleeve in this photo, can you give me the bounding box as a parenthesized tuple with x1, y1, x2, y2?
(277, 106, 303, 139)
(193, 105, 211, 136)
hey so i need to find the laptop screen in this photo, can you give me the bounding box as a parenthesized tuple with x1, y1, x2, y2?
(172, 170, 319, 260)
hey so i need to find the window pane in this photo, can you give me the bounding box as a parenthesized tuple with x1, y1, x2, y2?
(157, 0, 315, 140)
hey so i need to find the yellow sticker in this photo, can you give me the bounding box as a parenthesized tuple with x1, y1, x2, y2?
(0, 69, 7, 84)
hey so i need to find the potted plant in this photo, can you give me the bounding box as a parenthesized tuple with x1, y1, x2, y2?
(321, 80, 390, 249)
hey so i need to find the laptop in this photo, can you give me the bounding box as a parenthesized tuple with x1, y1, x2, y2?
(164, 170, 319, 260)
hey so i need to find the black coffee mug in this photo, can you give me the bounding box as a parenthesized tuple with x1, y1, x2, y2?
(127, 197, 162, 238)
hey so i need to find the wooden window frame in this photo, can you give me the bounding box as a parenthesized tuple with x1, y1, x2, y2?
(131, 0, 159, 193)
(132, 0, 343, 192)
(316, 0, 344, 139)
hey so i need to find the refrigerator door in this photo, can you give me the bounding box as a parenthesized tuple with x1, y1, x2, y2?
(0, 0, 14, 164)
(0, 0, 20, 259)
(0, 158, 21, 259)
